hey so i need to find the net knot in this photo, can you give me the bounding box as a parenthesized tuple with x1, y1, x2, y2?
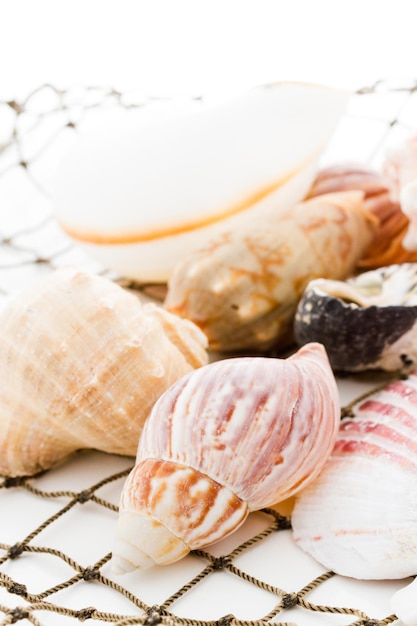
(8, 607, 29, 623)
(272, 514, 292, 531)
(362, 621, 382, 626)
(8, 543, 24, 559)
(77, 489, 93, 504)
(82, 566, 100, 581)
(145, 605, 167, 625)
(3, 476, 25, 488)
(7, 582, 27, 597)
(281, 592, 299, 609)
(212, 556, 231, 570)
(217, 614, 235, 626)
(76, 607, 96, 621)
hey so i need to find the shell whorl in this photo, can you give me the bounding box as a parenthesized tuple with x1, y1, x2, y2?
(112, 342, 340, 572)
(292, 372, 417, 579)
(0, 268, 208, 476)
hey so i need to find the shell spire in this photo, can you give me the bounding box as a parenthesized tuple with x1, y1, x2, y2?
(111, 342, 340, 574)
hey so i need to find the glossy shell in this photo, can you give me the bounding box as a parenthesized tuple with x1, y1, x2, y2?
(164, 191, 377, 353)
(292, 371, 417, 580)
(111, 342, 340, 573)
(294, 263, 417, 372)
(0, 268, 208, 477)
(52, 82, 349, 282)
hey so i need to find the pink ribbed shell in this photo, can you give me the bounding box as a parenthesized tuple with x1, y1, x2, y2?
(112, 343, 340, 572)
(292, 372, 417, 579)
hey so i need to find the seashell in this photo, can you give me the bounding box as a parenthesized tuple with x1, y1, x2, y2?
(164, 191, 378, 353)
(383, 133, 417, 201)
(111, 342, 341, 573)
(292, 371, 417, 580)
(306, 162, 394, 211)
(294, 263, 417, 372)
(52, 82, 349, 282)
(306, 161, 417, 268)
(0, 268, 208, 477)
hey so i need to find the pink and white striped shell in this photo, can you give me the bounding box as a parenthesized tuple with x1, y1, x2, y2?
(292, 372, 417, 580)
(111, 342, 340, 573)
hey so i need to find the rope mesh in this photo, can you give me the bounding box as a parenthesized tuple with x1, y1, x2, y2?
(1, 79, 416, 625)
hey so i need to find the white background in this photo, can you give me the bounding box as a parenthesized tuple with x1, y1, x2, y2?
(2, 0, 417, 100)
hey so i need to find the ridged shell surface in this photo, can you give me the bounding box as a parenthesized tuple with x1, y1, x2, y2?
(306, 162, 415, 268)
(0, 268, 208, 477)
(164, 191, 377, 352)
(111, 342, 340, 573)
(292, 371, 417, 579)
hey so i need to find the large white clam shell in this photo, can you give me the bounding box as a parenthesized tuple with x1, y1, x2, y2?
(111, 342, 340, 573)
(52, 82, 350, 282)
(292, 371, 417, 580)
(0, 268, 208, 477)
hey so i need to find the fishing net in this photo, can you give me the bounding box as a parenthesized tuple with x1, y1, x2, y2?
(1, 78, 417, 626)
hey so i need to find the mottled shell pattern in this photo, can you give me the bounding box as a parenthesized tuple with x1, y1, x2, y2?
(0, 268, 208, 477)
(111, 342, 340, 573)
(294, 263, 417, 372)
(164, 191, 377, 353)
(292, 370, 417, 580)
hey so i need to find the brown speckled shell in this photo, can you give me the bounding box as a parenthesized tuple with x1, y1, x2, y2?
(164, 191, 377, 353)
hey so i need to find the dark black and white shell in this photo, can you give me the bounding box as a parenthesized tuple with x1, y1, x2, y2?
(294, 263, 417, 372)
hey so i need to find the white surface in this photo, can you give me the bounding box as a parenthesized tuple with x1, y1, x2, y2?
(1, 0, 417, 100)
(1, 8, 417, 622)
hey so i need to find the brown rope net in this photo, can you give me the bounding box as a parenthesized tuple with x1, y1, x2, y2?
(1, 79, 417, 626)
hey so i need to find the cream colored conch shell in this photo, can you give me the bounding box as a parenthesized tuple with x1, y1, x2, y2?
(52, 82, 350, 282)
(164, 191, 378, 353)
(292, 371, 417, 580)
(0, 268, 208, 477)
(111, 342, 340, 574)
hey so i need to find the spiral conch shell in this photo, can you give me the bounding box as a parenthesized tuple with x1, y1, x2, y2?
(0, 268, 208, 477)
(52, 82, 349, 282)
(164, 191, 378, 353)
(292, 371, 417, 580)
(111, 342, 340, 574)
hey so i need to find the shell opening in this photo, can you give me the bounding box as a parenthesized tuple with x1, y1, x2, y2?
(308, 264, 417, 308)
(111, 510, 190, 574)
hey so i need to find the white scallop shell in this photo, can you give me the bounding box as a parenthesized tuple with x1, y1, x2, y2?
(111, 342, 340, 573)
(52, 82, 349, 282)
(292, 371, 417, 579)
